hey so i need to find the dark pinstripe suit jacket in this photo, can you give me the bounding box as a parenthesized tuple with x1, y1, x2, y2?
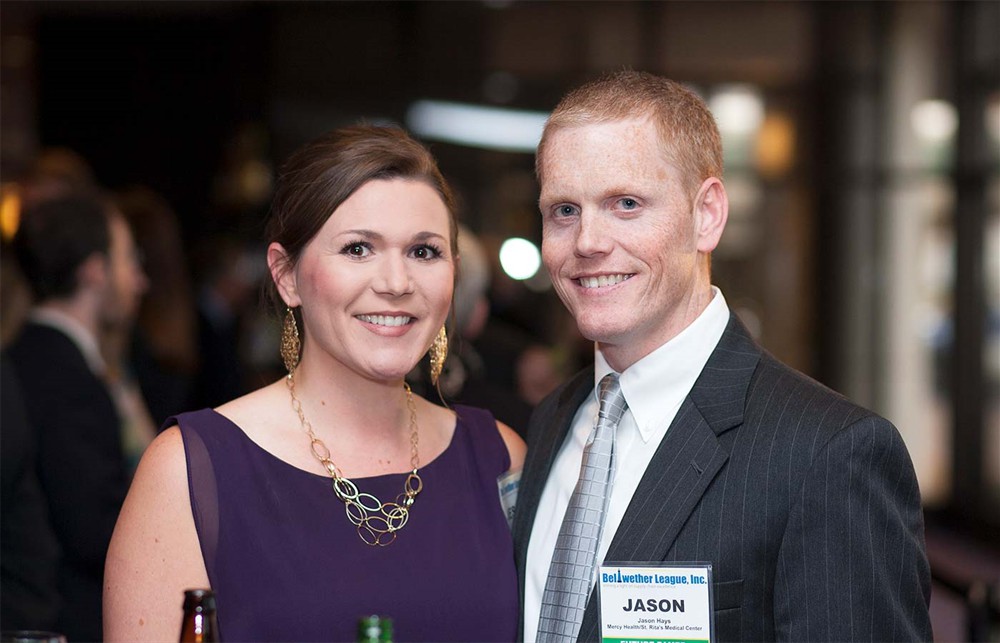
(513, 314, 932, 642)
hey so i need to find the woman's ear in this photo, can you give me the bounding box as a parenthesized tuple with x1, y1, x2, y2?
(693, 177, 729, 254)
(267, 242, 300, 307)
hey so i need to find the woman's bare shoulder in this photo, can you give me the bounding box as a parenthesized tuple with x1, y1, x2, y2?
(104, 427, 208, 641)
(495, 420, 526, 472)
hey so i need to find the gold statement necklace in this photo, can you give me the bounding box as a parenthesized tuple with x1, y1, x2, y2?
(286, 373, 422, 546)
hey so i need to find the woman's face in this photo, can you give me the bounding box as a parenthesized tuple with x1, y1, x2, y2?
(273, 178, 455, 383)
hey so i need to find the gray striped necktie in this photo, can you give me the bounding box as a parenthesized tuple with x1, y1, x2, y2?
(537, 373, 628, 643)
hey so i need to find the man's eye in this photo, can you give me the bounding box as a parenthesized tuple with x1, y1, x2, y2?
(619, 198, 638, 210)
(555, 205, 577, 217)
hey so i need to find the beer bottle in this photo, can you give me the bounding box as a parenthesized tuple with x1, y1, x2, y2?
(179, 589, 220, 643)
(356, 615, 393, 643)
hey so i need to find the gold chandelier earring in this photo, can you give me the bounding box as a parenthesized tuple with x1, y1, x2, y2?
(280, 307, 301, 374)
(429, 325, 448, 385)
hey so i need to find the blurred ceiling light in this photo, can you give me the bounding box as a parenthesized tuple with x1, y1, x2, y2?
(498, 237, 541, 280)
(754, 111, 796, 178)
(910, 99, 958, 144)
(709, 85, 764, 137)
(406, 100, 547, 153)
(0, 185, 21, 241)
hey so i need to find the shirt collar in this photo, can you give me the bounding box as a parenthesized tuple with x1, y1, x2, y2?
(29, 307, 107, 376)
(593, 287, 730, 443)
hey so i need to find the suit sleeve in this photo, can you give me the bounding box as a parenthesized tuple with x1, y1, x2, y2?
(773, 415, 932, 642)
(35, 378, 127, 576)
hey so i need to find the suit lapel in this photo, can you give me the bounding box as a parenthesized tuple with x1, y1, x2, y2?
(513, 367, 593, 637)
(577, 314, 761, 640)
(513, 368, 594, 552)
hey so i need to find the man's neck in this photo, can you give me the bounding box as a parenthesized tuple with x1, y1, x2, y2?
(35, 298, 100, 340)
(599, 285, 719, 373)
(30, 300, 107, 376)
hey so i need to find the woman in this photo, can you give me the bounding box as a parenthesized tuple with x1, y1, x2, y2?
(104, 125, 525, 642)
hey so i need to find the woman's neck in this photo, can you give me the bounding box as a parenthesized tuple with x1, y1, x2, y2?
(288, 356, 412, 445)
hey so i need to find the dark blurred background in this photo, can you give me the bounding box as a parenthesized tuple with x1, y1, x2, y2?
(1, 1, 997, 639)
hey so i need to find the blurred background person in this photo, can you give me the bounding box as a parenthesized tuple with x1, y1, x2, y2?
(411, 224, 534, 432)
(116, 186, 200, 428)
(190, 234, 265, 410)
(1, 343, 60, 632)
(1, 184, 60, 633)
(7, 191, 147, 641)
(515, 343, 563, 408)
(1, 239, 33, 350)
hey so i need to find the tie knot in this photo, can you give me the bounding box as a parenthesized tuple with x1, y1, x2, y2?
(597, 373, 627, 424)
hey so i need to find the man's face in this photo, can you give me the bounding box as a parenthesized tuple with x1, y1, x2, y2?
(539, 117, 724, 371)
(101, 215, 147, 327)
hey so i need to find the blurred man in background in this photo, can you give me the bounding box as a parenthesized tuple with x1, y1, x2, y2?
(8, 191, 147, 641)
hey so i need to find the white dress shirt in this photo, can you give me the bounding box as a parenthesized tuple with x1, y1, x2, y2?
(524, 288, 730, 642)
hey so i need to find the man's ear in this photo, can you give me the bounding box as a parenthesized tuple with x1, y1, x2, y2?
(76, 252, 108, 291)
(267, 242, 300, 307)
(693, 177, 729, 254)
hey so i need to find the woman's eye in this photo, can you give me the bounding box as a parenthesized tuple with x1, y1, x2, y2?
(411, 244, 442, 260)
(340, 242, 371, 257)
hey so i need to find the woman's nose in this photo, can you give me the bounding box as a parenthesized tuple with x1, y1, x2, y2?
(374, 254, 413, 296)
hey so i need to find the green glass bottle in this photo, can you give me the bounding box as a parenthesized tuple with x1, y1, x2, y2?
(356, 615, 393, 643)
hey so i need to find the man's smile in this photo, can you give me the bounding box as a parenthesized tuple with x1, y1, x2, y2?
(575, 273, 635, 289)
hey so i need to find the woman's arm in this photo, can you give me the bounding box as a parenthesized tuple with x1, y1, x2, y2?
(104, 426, 210, 641)
(496, 421, 526, 472)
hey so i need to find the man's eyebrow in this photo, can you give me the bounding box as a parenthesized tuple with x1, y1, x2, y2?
(539, 192, 575, 205)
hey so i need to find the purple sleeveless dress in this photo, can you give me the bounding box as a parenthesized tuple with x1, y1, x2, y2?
(168, 404, 518, 642)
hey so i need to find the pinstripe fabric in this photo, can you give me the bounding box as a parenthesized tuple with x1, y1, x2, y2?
(513, 314, 932, 642)
(537, 374, 627, 643)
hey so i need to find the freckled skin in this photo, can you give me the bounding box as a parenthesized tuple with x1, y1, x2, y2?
(539, 118, 725, 371)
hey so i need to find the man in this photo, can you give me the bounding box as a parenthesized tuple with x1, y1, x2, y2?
(8, 192, 147, 641)
(513, 71, 932, 642)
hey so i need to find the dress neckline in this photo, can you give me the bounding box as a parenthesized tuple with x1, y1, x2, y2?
(201, 406, 462, 482)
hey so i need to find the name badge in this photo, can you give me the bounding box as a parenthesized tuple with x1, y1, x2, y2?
(496, 470, 520, 528)
(598, 563, 714, 643)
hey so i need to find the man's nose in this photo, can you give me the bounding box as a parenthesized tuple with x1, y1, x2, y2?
(574, 212, 613, 257)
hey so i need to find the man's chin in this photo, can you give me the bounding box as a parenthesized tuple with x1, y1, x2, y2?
(575, 321, 628, 346)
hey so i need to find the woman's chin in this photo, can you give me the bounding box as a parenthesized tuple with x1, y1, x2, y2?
(358, 361, 421, 384)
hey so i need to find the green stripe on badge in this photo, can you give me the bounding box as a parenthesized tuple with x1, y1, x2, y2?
(602, 638, 709, 643)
